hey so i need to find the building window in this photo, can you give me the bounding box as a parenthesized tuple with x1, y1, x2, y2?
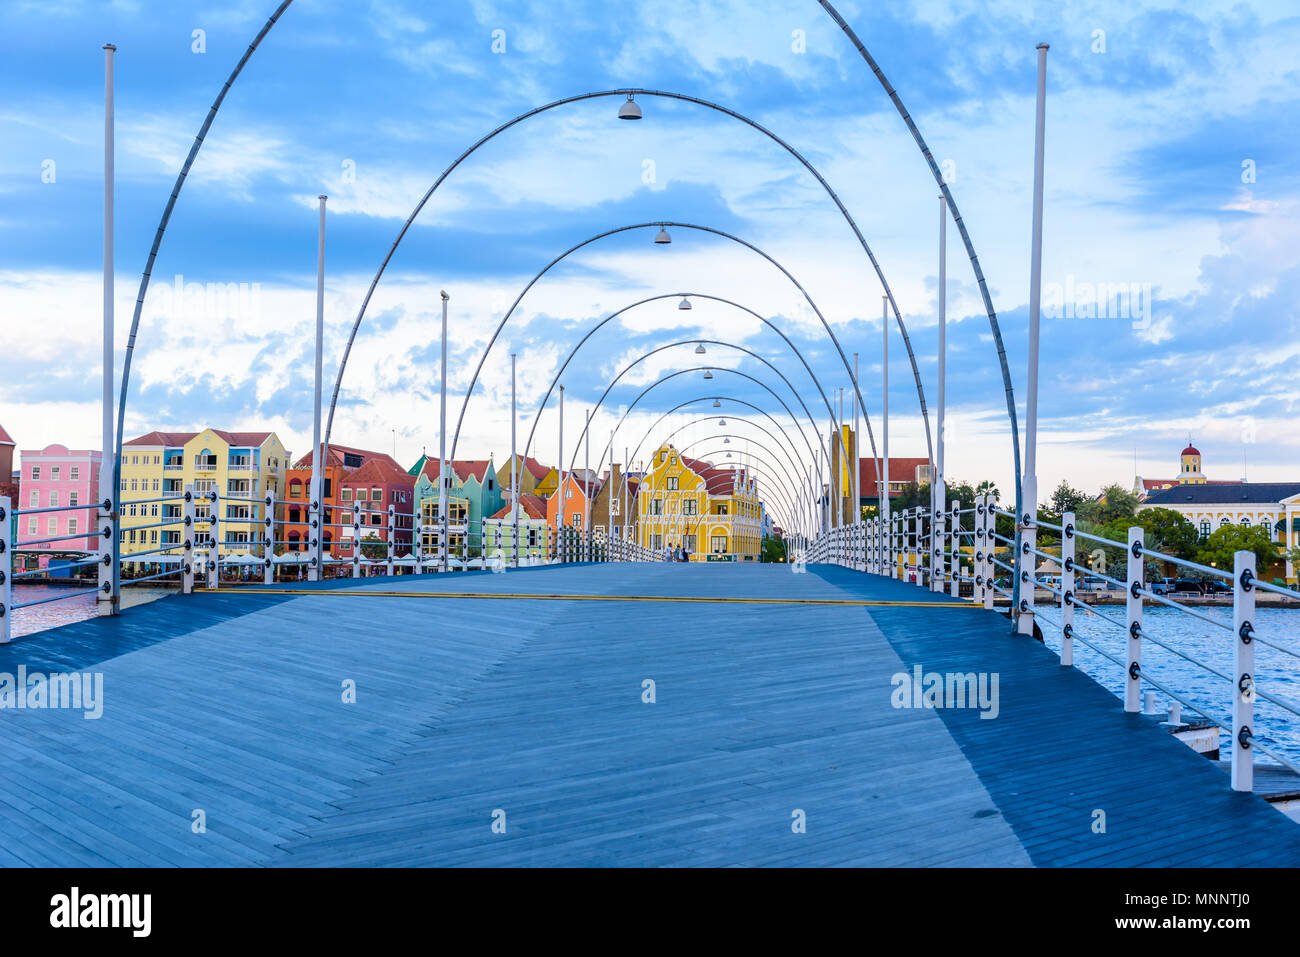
(650, 498, 663, 516)
(48, 517, 57, 535)
(29, 490, 38, 508)
(1200, 521, 1211, 539)
(131, 479, 138, 492)
(51, 466, 61, 480)
(572, 512, 581, 527)
(70, 491, 79, 507)
(30, 465, 40, 480)
(667, 476, 678, 490)
(342, 488, 353, 501)
(1241, 516, 1251, 527)
(684, 499, 696, 516)
(685, 534, 697, 552)
(50, 491, 59, 507)
(27, 518, 36, 535)
(711, 535, 727, 553)
(652, 534, 663, 550)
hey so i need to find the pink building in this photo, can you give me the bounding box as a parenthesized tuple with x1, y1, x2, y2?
(18, 444, 103, 562)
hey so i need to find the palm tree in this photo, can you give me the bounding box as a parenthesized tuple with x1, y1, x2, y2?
(975, 479, 999, 501)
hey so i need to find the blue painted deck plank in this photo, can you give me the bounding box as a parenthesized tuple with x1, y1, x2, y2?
(0, 562, 1297, 866)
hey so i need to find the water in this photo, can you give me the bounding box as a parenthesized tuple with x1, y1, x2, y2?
(9, 583, 175, 639)
(1042, 604, 1300, 770)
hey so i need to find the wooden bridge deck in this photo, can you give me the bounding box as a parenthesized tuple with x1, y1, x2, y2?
(1, 563, 1298, 867)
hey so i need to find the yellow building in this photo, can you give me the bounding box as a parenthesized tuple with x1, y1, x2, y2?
(119, 429, 289, 564)
(636, 444, 762, 561)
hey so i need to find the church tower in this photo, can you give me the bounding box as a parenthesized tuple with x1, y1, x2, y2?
(1178, 442, 1206, 485)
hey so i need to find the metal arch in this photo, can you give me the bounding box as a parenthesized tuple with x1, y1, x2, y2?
(673, 434, 805, 521)
(446, 222, 881, 484)
(517, 290, 842, 468)
(641, 414, 813, 510)
(683, 444, 801, 524)
(555, 337, 820, 479)
(645, 451, 801, 548)
(525, 367, 823, 490)
(320, 81, 935, 466)
(652, 422, 811, 515)
(110, 1, 293, 548)
(619, 395, 824, 538)
(819, 0, 1024, 553)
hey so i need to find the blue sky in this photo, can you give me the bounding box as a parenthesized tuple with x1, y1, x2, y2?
(2, 0, 1297, 515)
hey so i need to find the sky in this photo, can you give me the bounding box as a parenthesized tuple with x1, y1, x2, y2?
(2, 0, 1297, 526)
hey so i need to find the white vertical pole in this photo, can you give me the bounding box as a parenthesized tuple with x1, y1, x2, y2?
(584, 409, 591, 561)
(853, 352, 861, 571)
(1019, 42, 1049, 636)
(881, 295, 891, 578)
(438, 290, 449, 573)
(1060, 510, 1075, 666)
(511, 353, 518, 568)
(1232, 549, 1256, 791)
(98, 43, 118, 616)
(980, 494, 994, 610)
(309, 194, 327, 582)
(1125, 526, 1143, 713)
(934, 193, 948, 592)
(558, 385, 565, 563)
(351, 502, 361, 577)
(208, 490, 221, 590)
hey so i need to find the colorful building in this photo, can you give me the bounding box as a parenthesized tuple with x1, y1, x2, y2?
(119, 429, 289, 564)
(589, 464, 640, 542)
(636, 444, 762, 560)
(496, 454, 552, 497)
(483, 492, 549, 560)
(336, 459, 415, 561)
(411, 455, 504, 549)
(283, 444, 404, 556)
(546, 469, 601, 534)
(16, 444, 102, 561)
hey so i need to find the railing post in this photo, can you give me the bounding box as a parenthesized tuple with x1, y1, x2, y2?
(0, 495, 11, 644)
(387, 504, 396, 577)
(208, 489, 221, 590)
(182, 484, 194, 595)
(1124, 525, 1143, 713)
(1232, 548, 1256, 792)
(352, 502, 361, 578)
(980, 494, 994, 610)
(931, 494, 944, 593)
(1017, 477, 1037, 636)
(1060, 510, 1075, 666)
(947, 500, 959, 597)
(263, 492, 274, 586)
(97, 484, 117, 615)
(308, 486, 321, 582)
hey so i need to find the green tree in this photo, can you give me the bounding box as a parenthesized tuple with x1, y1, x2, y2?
(1048, 480, 1089, 515)
(1196, 524, 1281, 572)
(761, 536, 787, 563)
(1078, 483, 1137, 526)
(360, 533, 388, 561)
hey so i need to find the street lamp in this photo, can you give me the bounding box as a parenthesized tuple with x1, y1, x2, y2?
(718, 418, 726, 426)
(712, 399, 721, 408)
(703, 370, 713, 379)
(618, 94, 642, 120)
(681, 299, 694, 311)
(654, 226, 671, 244)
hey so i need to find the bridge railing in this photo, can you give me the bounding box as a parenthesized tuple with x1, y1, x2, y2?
(808, 491, 1300, 792)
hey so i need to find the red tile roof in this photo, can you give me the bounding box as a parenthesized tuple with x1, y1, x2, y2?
(0, 423, 13, 445)
(489, 492, 547, 520)
(293, 444, 402, 472)
(343, 458, 413, 486)
(859, 457, 931, 491)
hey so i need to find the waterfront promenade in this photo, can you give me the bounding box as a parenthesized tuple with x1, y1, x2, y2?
(1, 564, 1297, 867)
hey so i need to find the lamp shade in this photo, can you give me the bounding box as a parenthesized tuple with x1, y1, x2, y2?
(618, 95, 642, 120)
(703, 370, 713, 379)
(653, 227, 671, 244)
(680, 298, 693, 311)
(694, 341, 705, 353)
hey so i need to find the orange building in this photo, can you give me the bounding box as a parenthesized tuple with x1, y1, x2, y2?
(546, 470, 601, 533)
(282, 444, 404, 557)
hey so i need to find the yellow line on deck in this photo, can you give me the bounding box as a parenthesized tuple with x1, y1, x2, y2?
(195, 587, 980, 608)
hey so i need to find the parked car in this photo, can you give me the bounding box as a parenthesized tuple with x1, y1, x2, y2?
(1150, 577, 1176, 596)
(1205, 579, 1230, 595)
(1172, 578, 1207, 595)
(1078, 576, 1110, 592)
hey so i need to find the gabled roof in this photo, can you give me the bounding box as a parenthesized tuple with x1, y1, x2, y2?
(418, 457, 494, 484)
(293, 444, 402, 472)
(500, 454, 551, 481)
(342, 458, 413, 486)
(1145, 482, 1300, 506)
(124, 429, 276, 448)
(858, 457, 930, 492)
(489, 493, 548, 520)
(0, 423, 13, 445)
